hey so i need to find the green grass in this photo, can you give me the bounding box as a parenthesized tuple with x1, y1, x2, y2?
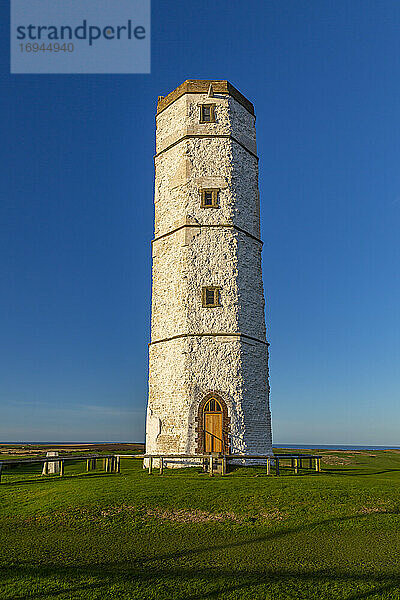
(1, 449, 400, 599)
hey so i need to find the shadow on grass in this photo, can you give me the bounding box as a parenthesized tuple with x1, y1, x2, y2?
(1, 562, 399, 600)
(135, 512, 399, 565)
(2, 513, 400, 599)
(323, 468, 400, 477)
(1, 472, 115, 486)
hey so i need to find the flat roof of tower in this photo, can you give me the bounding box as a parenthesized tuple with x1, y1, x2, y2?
(156, 80, 255, 116)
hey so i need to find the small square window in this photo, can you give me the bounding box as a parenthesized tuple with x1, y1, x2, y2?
(200, 188, 219, 208)
(202, 286, 221, 308)
(200, 104, 215, 123)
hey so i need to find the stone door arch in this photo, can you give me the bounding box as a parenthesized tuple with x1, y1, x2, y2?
(196, 392, 230, 454)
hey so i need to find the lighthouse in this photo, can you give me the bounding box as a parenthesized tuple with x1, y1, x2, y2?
(146, 80, 272, 462)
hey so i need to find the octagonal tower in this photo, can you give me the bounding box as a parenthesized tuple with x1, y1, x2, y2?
(146, 80, 273, 461)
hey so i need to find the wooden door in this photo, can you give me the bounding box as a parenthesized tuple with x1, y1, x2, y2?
(204, 413, 223, 453)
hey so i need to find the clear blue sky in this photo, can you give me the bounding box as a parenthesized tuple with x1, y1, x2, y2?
(0, 0, 399, 444)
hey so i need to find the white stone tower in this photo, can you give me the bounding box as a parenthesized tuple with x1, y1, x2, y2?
(146, 80, 272, 461)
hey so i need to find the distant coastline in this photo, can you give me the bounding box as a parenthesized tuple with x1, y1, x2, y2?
(274, 444, 400, 451)
(0, 442, 399, 451)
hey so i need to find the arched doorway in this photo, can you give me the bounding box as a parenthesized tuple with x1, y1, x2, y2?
(204, 397, 223, 453)
(196, 393, 230, 454)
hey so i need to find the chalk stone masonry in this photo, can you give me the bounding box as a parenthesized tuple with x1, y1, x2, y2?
(41, 451, 60, 475)
(146, 80, 273, 463)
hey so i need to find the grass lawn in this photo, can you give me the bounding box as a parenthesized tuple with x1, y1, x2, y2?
(1, 449, 400, 599)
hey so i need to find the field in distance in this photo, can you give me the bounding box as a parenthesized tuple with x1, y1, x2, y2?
(1, 448, 399, 599)
(0, 442, 144, 460)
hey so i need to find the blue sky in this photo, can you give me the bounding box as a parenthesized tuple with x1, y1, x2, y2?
(0, 0, 399, 444)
